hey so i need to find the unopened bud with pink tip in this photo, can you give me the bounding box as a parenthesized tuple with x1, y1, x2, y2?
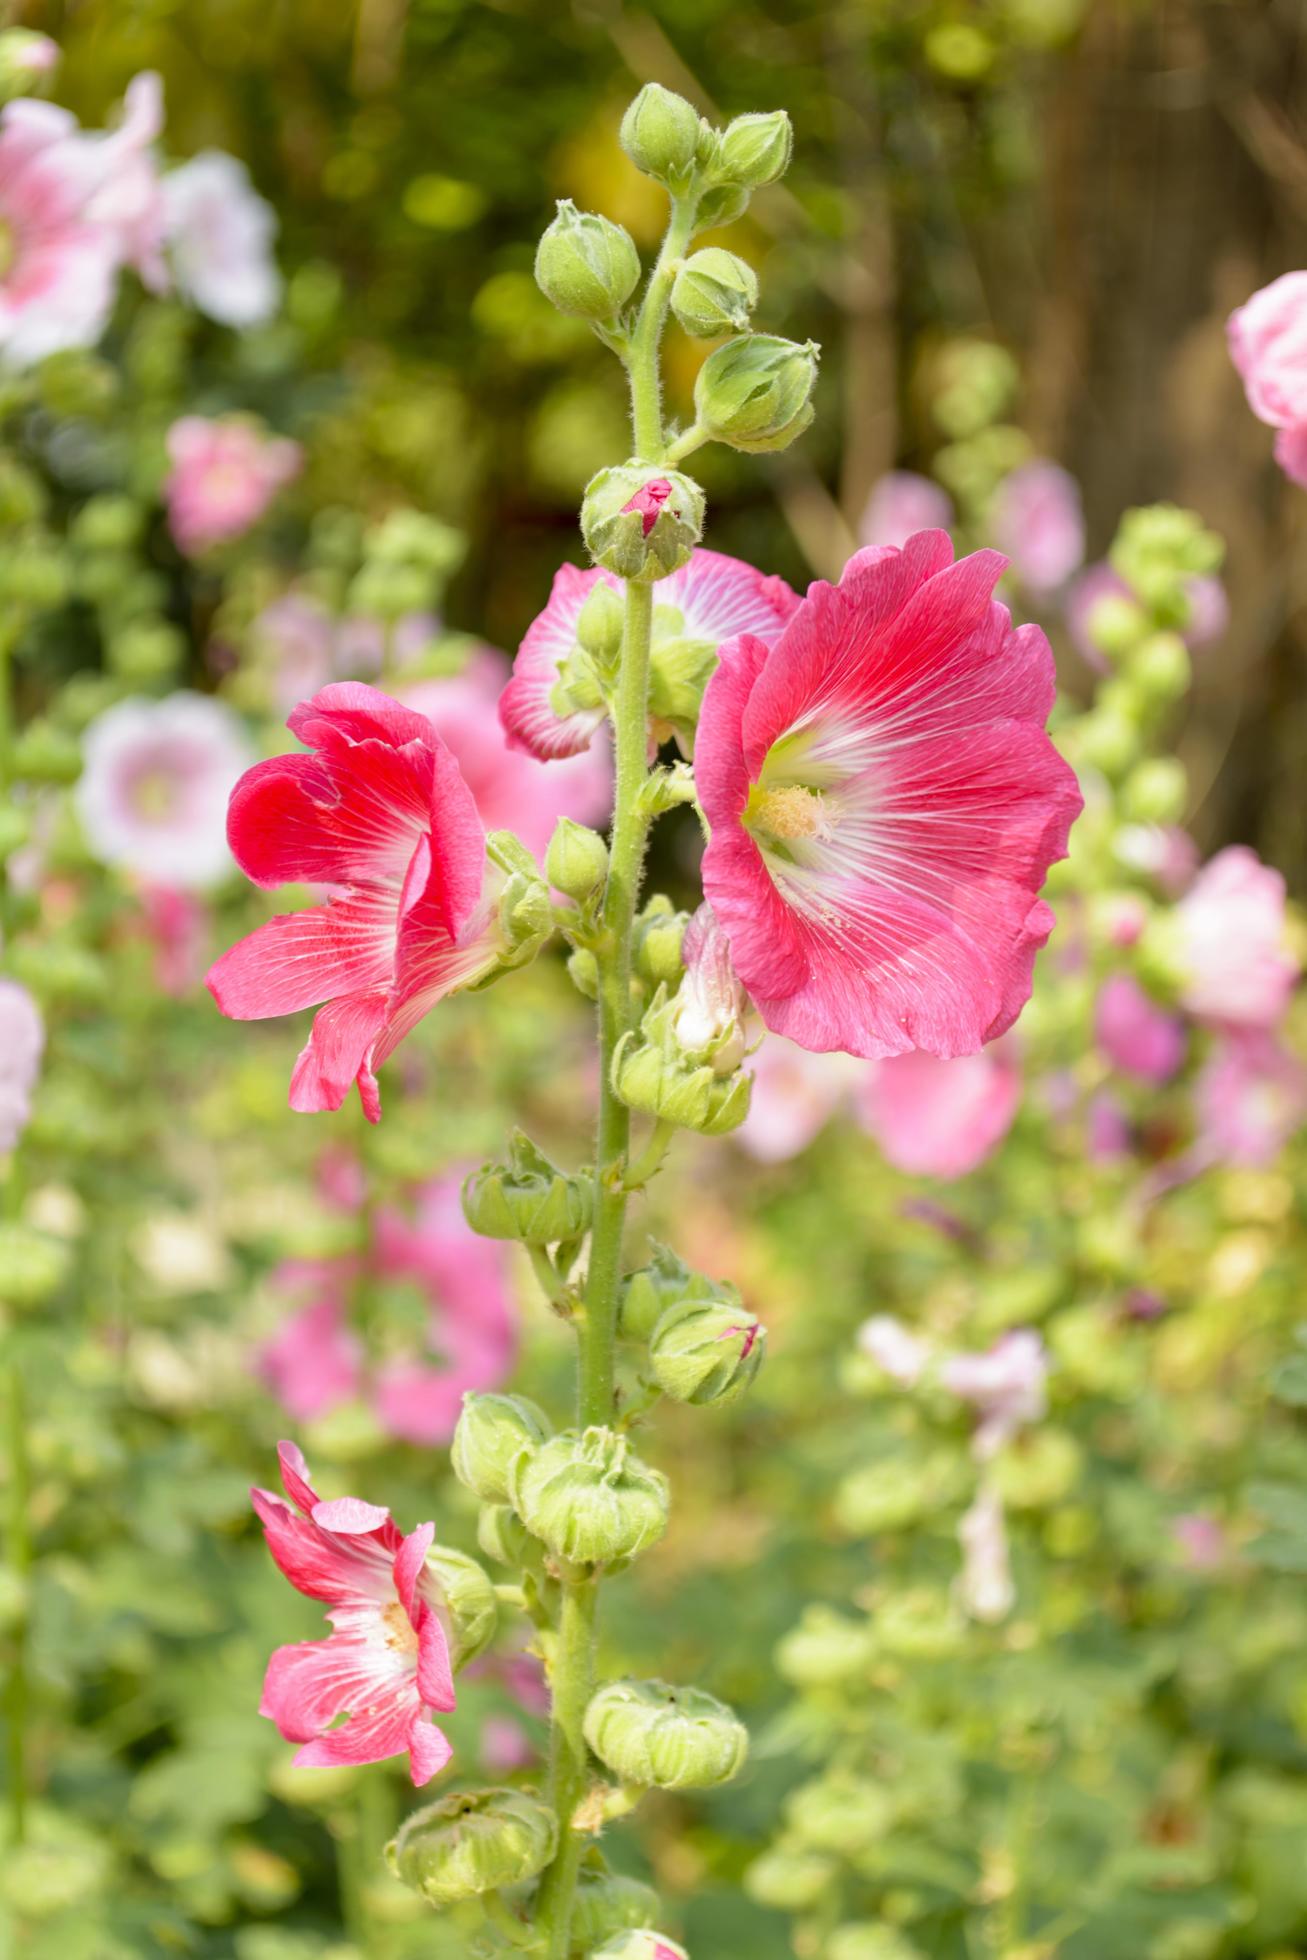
(649, 1296, 765, 1406)
(581, 463, 705, 583)
(591, 1934, 691, 1960)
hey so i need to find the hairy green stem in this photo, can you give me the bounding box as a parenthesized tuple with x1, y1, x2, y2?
(535, 1575, 598, 1957)
(5, 1364, 29, 1847)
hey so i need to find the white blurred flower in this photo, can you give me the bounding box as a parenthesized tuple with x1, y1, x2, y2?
(163, 150, 281, 327)
(76, 692, 253, 890)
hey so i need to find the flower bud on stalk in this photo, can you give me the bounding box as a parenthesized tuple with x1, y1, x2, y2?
(745, 1847, 838, 1912)
(535, 201, 641, 320)
(452, 1391, 553, 1504)
(633, 898, 688, 989)
(568, 1866, 662, 1951)
(426, 1544, 499, 1669)
(671, 248, 759, 339)
(496, 870, 554, 969)
(1128, 630, 1191, 704)
(693, 334, 819, 454)
(591, 1935, 691, 1960)
(619, 83, 702, 187)
(613, 988, 751, 1137)
(619, 1243, 703, 1344)
(714, 110, 794, 189)
(575, 577, 626, 662)
(583, 1678, 748, 1790)
(1120, 756, 1187, 826)
(385, 1788, 557, 1906)
(581, 465, 705, 583)
(785, 1773, 894, 1857)
(509, 1427, 669, 1566)
(546, 817, 609, 900)
(462, 1130, 591, 1244)
(649, 1297, 766, 1406)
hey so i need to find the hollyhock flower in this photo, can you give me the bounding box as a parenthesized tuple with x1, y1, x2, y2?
(500, 548, 798, 762)
(254, 594, 337, 712)
(82, 72, 167, 292)
(990, 461, 1085, 594)
(0, 98, 120, 363)
(139, 885, 208, 996)
(252, 1441, 455, 1785)
(861, 471, 953, 551)
(207, 685, 509, 1120)
(1196, 1032, 1307, 1168)
(697, 534, 1081, 1060)
(674, 902, 749, 1066)
(1114, 822, 1199, 898)
(1095, 973, 1186, 1085)
(1173, 846, 1298, 1030)
(856, 1044, 1021, 1179)
(1228, 272, 1307, 476)
(165, 415, 302, 555)
(0, 978, 44, 1153)
(76, 693, 253, 890)
(956, 1485, 1015, 1623)
(259, 1285, 364, 1425)
(405, 650, 609, 861)
(163, 150, 281, 327)
(857, 1313, 931, 1386)
(736, 1035, 854, 1162)
(1, 33, 59, 82)
(940, 1330, 1047, 1458)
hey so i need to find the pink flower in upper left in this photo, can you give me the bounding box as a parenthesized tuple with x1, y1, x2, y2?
(165, 414, 301, 555)
(252, 1442, 455, 1786)
(207, 683, 506, 1121)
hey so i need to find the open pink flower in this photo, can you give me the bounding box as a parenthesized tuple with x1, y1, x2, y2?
(940, 1330, 1048, 1458)
(76, 693, 253, 890)
(736, 1035, 854, 1162)
(1095, 973, 1186, 1085)
(207, 684, 505, 1121)
(500, 549, 798, 761)
(1196, 1032, 1307, 1168)
(406, 650, 610, 861)
(165, 415, 301, 555)
(0, 978, 44, 1153)
(860, 471, 954, 551)
(990, 461, 1085, 595)
(163, 149, 281, 328)
(82, 71, 167, 292)
(698, 533, 1081, 1060)
(1229, 272, 1307, 482)
(1173, 846, 1298, 1030)
(0, 97, 119, 363)
(252, 1441, 455, 1786)
(856, 1044, 1021, 1178)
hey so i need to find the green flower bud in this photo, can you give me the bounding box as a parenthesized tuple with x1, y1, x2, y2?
(71, 495, 144, 552)
(581, 464, 705, 584)
(536, 201, 642, 321)
(692, 182, 751, 232)
(633, 899, 688, 989)
(745, 1846, 838, 1912)
(509, 1427, 669, 1566)
(0, 545, 70, 611)
(786, 1773, 894, 1856)
(0, 32, 58, 106)
(547, 818, 609, 900)
(620, 83, 701, 186)
(693, 335, 819, 454)
(834, 1449, 966, 1535)
(619, 1242, 702, 1344)
(775, 1606, 873, 1689)
(569, 1866, 661, 1951)
(590, 1935, 689, 1960)
(828, 1926, 924, 1960)
(477, 1502, 537, 1569)
(576, 579, 625, 661)
(583, 1679, 748, 1790)
(11, 719, 82, 786)
(462, 1131, 592, 1244)
(1085, 592, 1148, 662)
(497, 868, 554, 968)
(1120, 756, 1187, 826)
(0, 1226, 71, 1310)
(1129, 629, 1191, 703)
(1070, 707, 1138, 779)
(612, 988, 751, 1137)
(426, 1544, 499, 1669)
(366, 509, 466, 578)
(714, 110, 793, 189)
(452, 1391, 553, 1504)
(648, 1297, 765, 1407)
(385, 1788, 557, 1907)
(108, 620, 186, 684)
(671, 248, 759, 339)
(568, 947, 601, 1000)
(874, 1587, 966, 1660)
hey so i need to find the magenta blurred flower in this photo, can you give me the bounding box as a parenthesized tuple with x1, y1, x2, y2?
(990, 461, 1085, 594)
(1196, 1031, 1307, 1168)
(163, 149, 281, 327)
(76, 693, 253, 890)
(956, 1485, 1015, 1622)
(252, 1441, 455, 1786)
(1174, 846, 1298, 1030)
(859, 470, 954, 550)
(0, 97, 119, 362)
(165, 415, 301, 555)
(856, 1044, 1021, 1178)
(736, 1036, 854, 1163)
(0, 977, 44, 1153)
(940, 1330, 1047, 1458)
(1228, 271, 1307, 482)
(1095, 973, 1186, 1085)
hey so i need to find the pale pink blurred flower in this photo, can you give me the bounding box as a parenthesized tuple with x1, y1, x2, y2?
(338, 611, 440, 676)
(1087, 1089, 1131, 1163)
(0, 97, 119, 362)
(164, 415, 301, 555)
(1274, 424, 1307, 488)
(990, 461, 1084, 595)
(856, 1313, 931, 1387)
(480, 1716, 535, 1775)
(0, 977, 44, 1152)
(856, 1046, 1021, 1180)
(76, 693, 253, 889)
(1228, 272, 1307, 481)
(736, 1034, 854, 1163)
(163, 150, 281, 327)
(1196, 1032, 1307, 1168)
(859, 470, 953, 550)
(1114, 823, 1200, 898)
(1173, 1512, 1227, 1572)
(404, 651, 609, 862)
(957, 1485, 1015, 1623)
(940, 1330, 1047, 1458)
(139, 885, 208, 996)
(83, 72, 167, 292)
(260, 1287, 363, 1423)
(253, 594, 337, 712)
(1174, 846, 1298, 1030)
(1095, 973, 1186, 1084)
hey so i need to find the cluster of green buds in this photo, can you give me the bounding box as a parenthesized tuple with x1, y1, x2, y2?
(346, 507, 465, 626)
(462, 1127, 591, 1245)
(621, 1242, 766, 1408)
(612, 983, 751, 1136)
(386, 1788, 558, 1907)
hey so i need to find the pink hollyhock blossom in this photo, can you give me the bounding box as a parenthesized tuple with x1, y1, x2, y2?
(163, 150, 281, 327)
(1173, 846, 1298, 1030)
(1095, 973, 1186, 1084)
(260, 1285, 363, 1424)
(1114, 821, 1199, 898)
(940, 1330, 1048, 1458)
(736, 1035, 854, 1162)
(1087, 1089, 1131, 1163)
(856, 1045, 1022, 1178)
(1196, 1032, 1307, 1168)
(0, 98, 120, 362)
(674, 902, 749, 1067)
(405, 651, 609, 862)
(207, 684, 507, 1121)
(956, 1485, 1015, 1623)
(697, 533, 1082, 1060)
(252, 1441, 455, 1786)
(76, 693, 253, 890)
(990, 461, 1085, 595)
(1228, 272, 1307, 432)
(1274, 423, 1307, 488)
(139, 885, 208, 996)
(82, 72, 167, 292)
(254, 594, 337, 712)
(860, 471, 954, 551)
(500, 548, 798, 762)
(481, 1715, 536, 1775)
(1173, 1512, 1227, 1572)
(856, 1313, 931, 1386)
(0, 977, 44, 1152)
(165, 415, 301, 555)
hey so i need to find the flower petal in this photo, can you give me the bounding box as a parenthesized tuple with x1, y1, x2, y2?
(289, 991, 389, 1120)
(206, 889, 398, 1020)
